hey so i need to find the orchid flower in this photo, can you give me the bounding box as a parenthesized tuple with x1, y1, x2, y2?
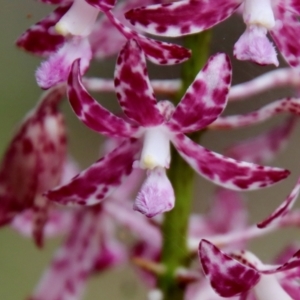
(126, 0, 300, 66)
(0, 85, 67, 245)
(28, 151, 161, 300)
(189, 117, 297, 253)
(199, 239, 300, 299)
(45, 39, 289, 219)
(16, 0, 190, 89)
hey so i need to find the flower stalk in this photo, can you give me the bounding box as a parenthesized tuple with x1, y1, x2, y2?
(158, 30, 211, 300)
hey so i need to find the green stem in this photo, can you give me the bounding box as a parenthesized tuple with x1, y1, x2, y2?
(158, 30, 211, 300)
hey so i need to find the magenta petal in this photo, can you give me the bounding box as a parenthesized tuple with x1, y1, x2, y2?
(105, 11, 191, 65)
(68, 59, 139, 137)
(45, 139, 141, 206)
(271, 10, 300, 68)
(36, 38, 92, 89)
(136, 34, 191, 65)
(257, 176, 300, 229)
(199, 239, 260, 297)
(134, 167, 175, 217)
(172, 133, 290, 190)
(167, 53, 231, 133)
(86, 0, 116, 11)
(226, 117, 297, 164)
(114, 39, 164, 127)
(16, 4, 69, 56)
(0, 87, 66, 224)
(210, 98, 300, 129)
(125, 0, 241, 37)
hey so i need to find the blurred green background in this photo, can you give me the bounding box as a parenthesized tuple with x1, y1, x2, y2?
(1, 1, 300, 299)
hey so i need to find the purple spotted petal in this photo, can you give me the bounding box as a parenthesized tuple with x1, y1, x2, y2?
(137, 34, 191, 65)
(0, 86, 66, 224)
(68, 59, 139, 138)
(226, 117, 297, 164)
(167, 53, 231, 133)
(271, 9, 300, 68)
(30, 208, 102, 300)
(234, 25, 278, 66)
(45, 139, 141, 206)
(16, 4, 69, 56)
(86, 0, 116, 11)
(134, 167, 175, 217)
(172, 133, 290, 191)
(125, 0, 241, 37)
(114, 39, 164, 127)
(199, 239, 260, 297)
(105, 11, 191, 65)
(257, 176, 300, 229)
(210, 98, 300, 129)
(36, 38, 92, 89)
